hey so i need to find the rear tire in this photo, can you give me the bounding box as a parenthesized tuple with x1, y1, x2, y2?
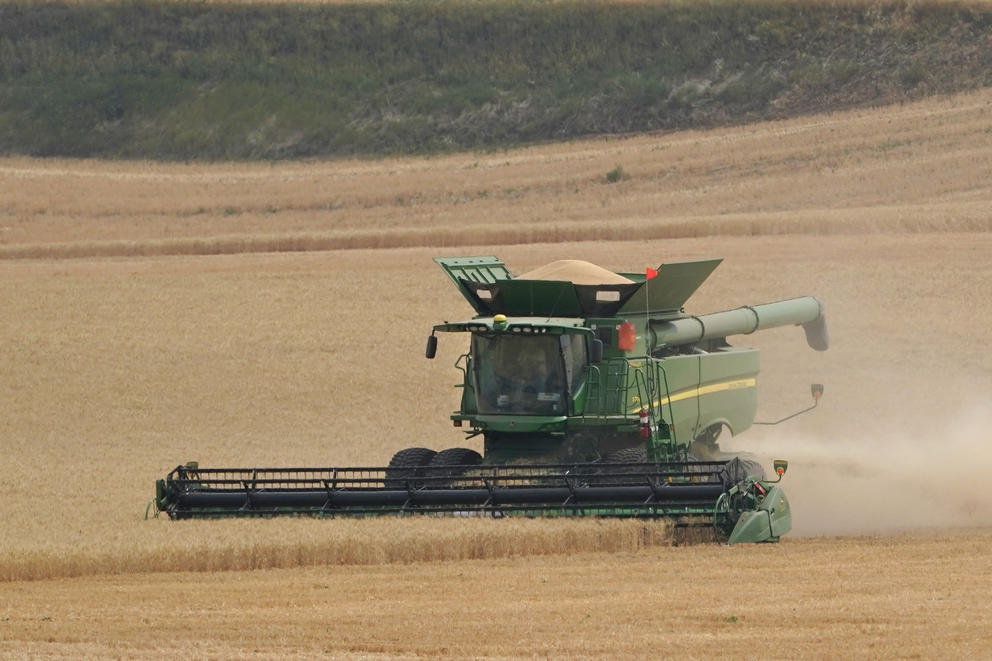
(686, 452, 725, 484)
(689, 425, 725, 460)
(736, 457, 766, 481)
(718, 456, 767, 487)
(384, 447, 437, 489)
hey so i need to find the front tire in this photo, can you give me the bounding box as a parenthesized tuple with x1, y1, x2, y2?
(384, 447, 437, 489)
(601, 447, 648, 463)
(595, 446, 649, 485)
(430, 447, 483, 467)
(427, 448, 482, 487)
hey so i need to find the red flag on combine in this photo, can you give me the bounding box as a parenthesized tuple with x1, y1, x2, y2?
(646, 267, 659, 279)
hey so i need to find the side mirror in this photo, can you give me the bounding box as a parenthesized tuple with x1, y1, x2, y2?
(426, 334, 438, 359)
(589, 338, 604, 364)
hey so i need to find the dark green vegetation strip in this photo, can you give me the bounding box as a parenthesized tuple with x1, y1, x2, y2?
(1, 0, 991, 159)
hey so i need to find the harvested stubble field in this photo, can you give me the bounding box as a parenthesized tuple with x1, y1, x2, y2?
(2, 89, 992, 658)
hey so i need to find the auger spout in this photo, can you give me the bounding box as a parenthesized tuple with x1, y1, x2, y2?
(649, 296, 828, 352)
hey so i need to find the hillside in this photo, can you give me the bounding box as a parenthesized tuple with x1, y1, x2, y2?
(2, 88, 990, 258)
(1, 0, 991, 159)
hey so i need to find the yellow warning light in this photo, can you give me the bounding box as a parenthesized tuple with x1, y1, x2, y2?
(494, 314, 507, 323)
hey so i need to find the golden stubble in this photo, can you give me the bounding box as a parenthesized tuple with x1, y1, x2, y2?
(1, 531, 991, 659)
(1, 234, 990, 583)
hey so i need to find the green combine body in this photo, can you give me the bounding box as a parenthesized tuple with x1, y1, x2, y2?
(154, 256, 827, 544)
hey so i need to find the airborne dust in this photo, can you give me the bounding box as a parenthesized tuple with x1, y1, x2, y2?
(738, 397, 992, 536)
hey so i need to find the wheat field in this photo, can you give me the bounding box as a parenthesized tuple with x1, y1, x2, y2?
(1, 89, 991, 658)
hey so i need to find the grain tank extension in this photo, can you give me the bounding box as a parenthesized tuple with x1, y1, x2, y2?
(154, 256, 827, 544)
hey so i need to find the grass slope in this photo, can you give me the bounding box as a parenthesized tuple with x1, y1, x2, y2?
(2, 88, 991, 258)
(1, 0, 991, 159)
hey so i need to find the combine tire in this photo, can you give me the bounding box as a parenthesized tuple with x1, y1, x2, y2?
(719, 456, 767, 487)
(737, 457, 766, 481)
(431, 448, 483, 467)
(691, 425, 724, 459)
(427, 448, 482, 487)
(602, 447, 648, 463)
(594, 447, 649, 485)
(685, 453, 723, 484)
(384, 447, 437, 489)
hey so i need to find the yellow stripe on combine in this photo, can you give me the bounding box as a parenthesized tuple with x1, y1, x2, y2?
(629, 378, 756, 412)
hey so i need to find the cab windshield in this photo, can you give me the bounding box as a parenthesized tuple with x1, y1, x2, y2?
(472, 333, 587, 415)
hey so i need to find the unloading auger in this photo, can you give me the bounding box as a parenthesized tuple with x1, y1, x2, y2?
(154, 256, 827, 543)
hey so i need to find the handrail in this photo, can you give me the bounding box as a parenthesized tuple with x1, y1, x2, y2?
(582, 357, 659, 426)
(656, 362, 677, 448)
(580, 364, 602, 422)
(631, 365, 651, 418)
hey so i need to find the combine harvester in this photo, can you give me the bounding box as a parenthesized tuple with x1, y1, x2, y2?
(154, 256, 827, 543)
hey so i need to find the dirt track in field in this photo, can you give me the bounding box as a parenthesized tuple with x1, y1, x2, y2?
(1, 89, 991, 658)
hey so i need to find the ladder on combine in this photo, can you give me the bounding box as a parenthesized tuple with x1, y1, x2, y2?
(582, 358, 674, 448)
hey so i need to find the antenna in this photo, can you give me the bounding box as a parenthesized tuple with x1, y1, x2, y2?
(645, 266, 659, 317)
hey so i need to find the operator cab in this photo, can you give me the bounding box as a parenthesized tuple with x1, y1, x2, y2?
(471, 333, 588, 415)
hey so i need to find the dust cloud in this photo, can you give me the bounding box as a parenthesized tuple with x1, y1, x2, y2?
(739, 401, 992, 536)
